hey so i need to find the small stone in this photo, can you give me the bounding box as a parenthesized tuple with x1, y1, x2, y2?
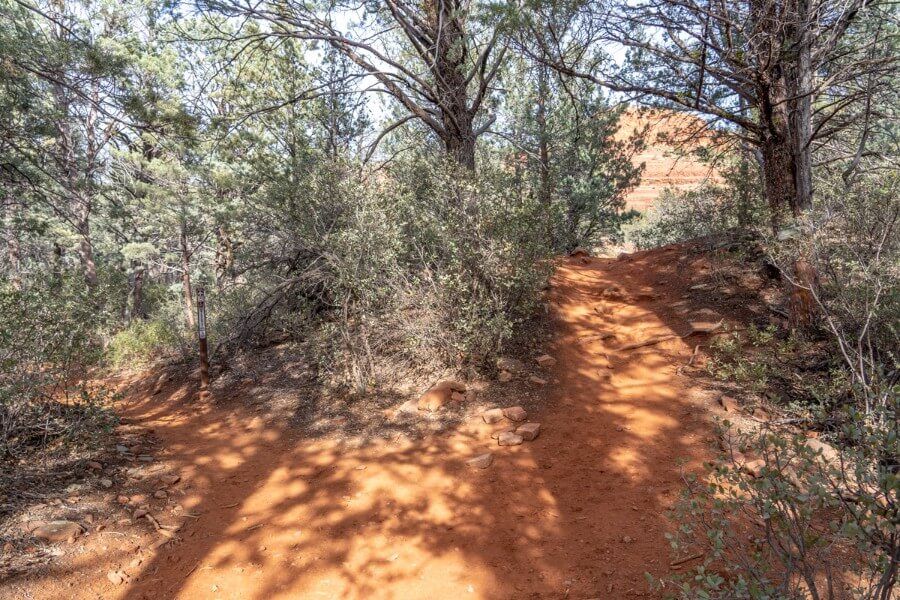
(99, 478, 113, 489)
(32, 521, 83, 543)
(490, 427, 516, 440)
(153, 490, 168, 499)
(570, 247, 589, 257)
(137, 455, 155, 462)
(496, 357, 525, 373)
(535, 354, 557, 368)
(129, 558, 142, 569)
(417, 380, 464, 412)
(528, 375, 547, 386)
(622, 536, 633, 543)
(466, 453, 493, 469)
(133, 509, 148, 519)
(744, 459, 766, 477)
(450, 391, 466, 402)
(497, 370, 513, 383)
(719, 396, 739, 413)
(2, 542, 13, 554)
(86, 461, 103, 470)
(502, 406, 527, 422)
(517, 422, 541, 441)
(160, 474, 181, 486)
(117, 495, 130, 505)
(116, 445, 130, 453)
(497, 432, 524, 446)
(464, 389, 477, 403)
(397, 399, 419, 415)
(107, 570, 126, 585)
(482, 408, 505, 424)
(805, 438, 839, 464)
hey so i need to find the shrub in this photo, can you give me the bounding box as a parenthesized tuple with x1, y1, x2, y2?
(625, 155, 766, 249)
(107, 316, 185, 367)
(0, 277, 116, 461)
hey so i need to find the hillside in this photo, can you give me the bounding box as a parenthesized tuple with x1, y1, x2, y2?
(617, 109, 718, 212)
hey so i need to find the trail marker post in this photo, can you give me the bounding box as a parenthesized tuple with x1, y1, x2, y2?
(197, 286, 209, 391)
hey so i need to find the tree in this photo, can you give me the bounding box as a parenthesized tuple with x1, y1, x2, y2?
(513, 0, 897, 229)
(199, 0, 508, 169)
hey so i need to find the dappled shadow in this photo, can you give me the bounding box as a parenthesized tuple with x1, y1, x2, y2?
(11, 241, 782, 599)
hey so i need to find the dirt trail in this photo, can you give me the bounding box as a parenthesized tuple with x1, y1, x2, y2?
(14, 249, 724, 599)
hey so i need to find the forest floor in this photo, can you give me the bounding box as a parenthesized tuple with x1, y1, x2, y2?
(3, 241, 782, 599)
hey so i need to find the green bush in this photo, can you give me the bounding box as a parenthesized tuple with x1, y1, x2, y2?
(625, 155, 766, 249)
(107, 316, 185, 367)
(0, 277, 116, 461)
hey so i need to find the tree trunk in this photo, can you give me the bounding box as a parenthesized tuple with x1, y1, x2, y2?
(75, 199, 97, 288)
(759, 133, 796, 233)
(536, 64, 553, 246)
(132, 263, 146, 320)
(180, 224, 196, 329)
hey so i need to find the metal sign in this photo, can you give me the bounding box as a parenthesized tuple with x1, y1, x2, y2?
(197, 286, 210, 392)
(197, 287, 207, 340)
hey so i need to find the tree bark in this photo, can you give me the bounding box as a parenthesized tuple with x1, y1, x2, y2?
(180, 223, 196, 329)
(132, 262, 146, 320)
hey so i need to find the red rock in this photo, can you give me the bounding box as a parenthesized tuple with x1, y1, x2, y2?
(536, 354, 557, 368)
(490, 427, 516, 440)
(498, 432, 524, 446)
(417, 380, 466, 411)
(752, 407, 771, 422)
(502, 406, 527, 422)
(153, 490, 168, 499)
(517, 423, 541, 441)
(160, 474, 181, 485)
(466, 453, 493, 469)
(498, 370, 513, 383)
(32, 521, 83, 543)
(107, 570, 126, 585)
(528, 375, 547, 386)
(86, 461, 103, 470)
(450, 391, 466, 402)
(570, 247, 589, 257)
(482, 408, 504, 424)
(496, 357, 525, 373)
(744, 459, 766, 477)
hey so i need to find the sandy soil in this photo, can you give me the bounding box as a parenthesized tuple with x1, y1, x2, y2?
(4, 245, 769, 600)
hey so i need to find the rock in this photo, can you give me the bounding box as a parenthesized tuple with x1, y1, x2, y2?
(450, 391, 466, 402)
(159, 474, 181, 486)
(752, 407, 771, 422)
(129, 558, 142, 569)
(86, 461, 103, 470)
(497, 370, 513, 383)
(117, 495, 130, 505)
(535, 354, 557, 368)
(153, 490, 168, 499)
(502, 406, 527, 422)
(464, 389, 477, 403)
(99, 478, 113, 489)
(115, 445, 130, 454)
(107, 570, 126, 585)
(482, 408, 505, 424)
(497, 432, 524, 446)
(622, 535, 633, 543)
(397, 399, 419, 415)
(466, 453, 493, 469)
(570, 247, 589, 257)
(2, 542, 13, 554)
(517, 422, 541, 441)
(137, 455, 155, 462)
(496, 357, 525, 373)
(719, 396, 739, 413)
(744, 459, 766, 478)
(805, 438, 839, 464)
(133, 508, 148, 519)
(32, 521, 83, 543)
(152, 373, 168, 395)
(417, 380, 466, 412)
(528, 375, 547, 386)
(490, 427, 516, 440)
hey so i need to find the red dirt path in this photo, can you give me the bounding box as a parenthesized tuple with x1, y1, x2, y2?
(10, 248, 723, 599)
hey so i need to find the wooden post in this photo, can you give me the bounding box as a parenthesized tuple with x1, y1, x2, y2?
(197, 286, 209, 391)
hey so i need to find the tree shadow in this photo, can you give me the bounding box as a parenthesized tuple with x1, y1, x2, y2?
(93, 243, 776, 599)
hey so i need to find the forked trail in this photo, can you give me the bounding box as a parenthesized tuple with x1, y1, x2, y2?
(31, 248, 723, 599)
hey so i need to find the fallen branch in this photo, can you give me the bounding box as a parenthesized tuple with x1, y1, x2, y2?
(669, 552, 705, 568)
